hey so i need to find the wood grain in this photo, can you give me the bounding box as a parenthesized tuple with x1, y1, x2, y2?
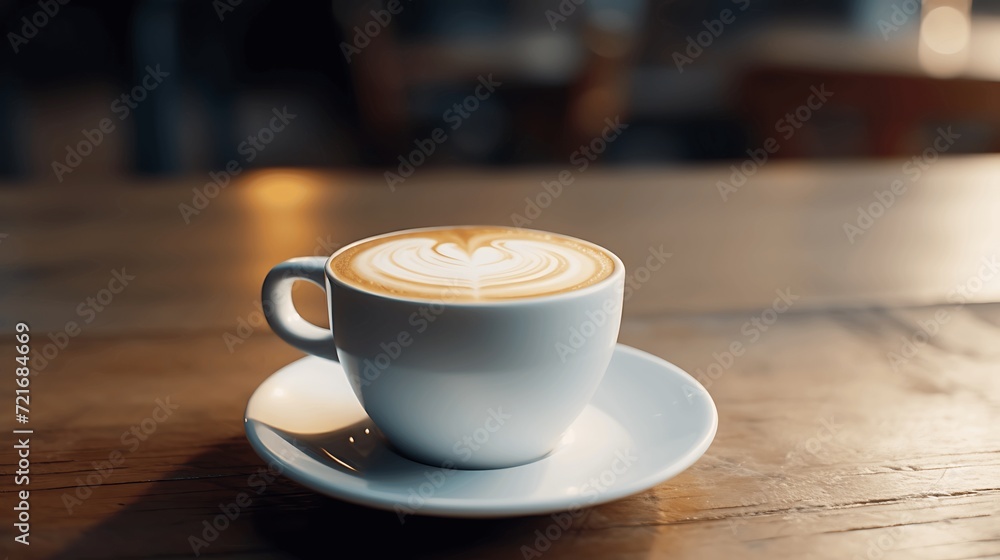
(1, 160, 999, 558)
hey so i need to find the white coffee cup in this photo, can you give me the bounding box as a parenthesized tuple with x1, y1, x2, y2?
(262, 226, 625, 469)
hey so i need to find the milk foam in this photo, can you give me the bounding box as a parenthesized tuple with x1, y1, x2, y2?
(330, 227, 614, 301)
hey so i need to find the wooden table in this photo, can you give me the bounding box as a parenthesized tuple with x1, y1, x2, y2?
(2, 159, 999, 559)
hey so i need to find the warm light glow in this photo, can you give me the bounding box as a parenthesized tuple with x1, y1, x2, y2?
(921, 6, 970, 54)
(234, 167, 346, 275)
(237, 169, 325, 209)
(348, 436, 355, 443)
(918, 1, 972, 77)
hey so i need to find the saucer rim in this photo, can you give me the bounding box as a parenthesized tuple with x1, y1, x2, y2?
(244, 343, 718, 518)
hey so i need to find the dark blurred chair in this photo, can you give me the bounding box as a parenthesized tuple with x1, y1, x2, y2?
(736, 23, 1000, 157)
(329, 0, 646, 164)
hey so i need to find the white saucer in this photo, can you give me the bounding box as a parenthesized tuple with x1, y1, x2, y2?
(244, 344, 717, 518)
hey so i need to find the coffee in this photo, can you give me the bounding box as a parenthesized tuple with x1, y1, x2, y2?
(265, 226, 625, 467)
(330, 226, 615, 301)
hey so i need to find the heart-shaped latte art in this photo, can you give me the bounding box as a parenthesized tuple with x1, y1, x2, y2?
(334, 228, 613, 301)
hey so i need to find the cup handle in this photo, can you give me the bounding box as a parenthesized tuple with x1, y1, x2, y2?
(261, 256, 339, 361)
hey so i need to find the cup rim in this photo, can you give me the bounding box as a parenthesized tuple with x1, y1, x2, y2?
(324, 225, 625, 307)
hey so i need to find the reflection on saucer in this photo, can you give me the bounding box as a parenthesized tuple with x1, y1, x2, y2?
(245, 344, 718, 518)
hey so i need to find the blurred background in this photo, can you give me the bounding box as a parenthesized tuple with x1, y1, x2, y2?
(7, 4, 1000, 558)
(1, 0, 998, 181)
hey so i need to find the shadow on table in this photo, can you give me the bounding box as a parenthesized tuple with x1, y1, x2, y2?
(53, 435, 657, 559)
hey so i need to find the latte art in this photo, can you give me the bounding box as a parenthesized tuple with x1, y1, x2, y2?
(330, 227, 615, 301)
